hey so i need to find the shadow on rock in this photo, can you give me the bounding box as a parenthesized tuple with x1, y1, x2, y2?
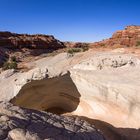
(6, 109, 105, 140)
(78, 116, 140, 140)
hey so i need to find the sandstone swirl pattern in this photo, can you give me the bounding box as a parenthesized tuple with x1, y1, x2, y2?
(70, 53, 140, 128)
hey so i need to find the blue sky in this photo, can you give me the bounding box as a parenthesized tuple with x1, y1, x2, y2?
(0, 0, 140, 42)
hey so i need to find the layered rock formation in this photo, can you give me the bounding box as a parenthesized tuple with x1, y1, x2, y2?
(71, 53, 140, 128)
(92, 25, 140, 48)
(0, 102, 105, 140)
(0, 31, 65, 49)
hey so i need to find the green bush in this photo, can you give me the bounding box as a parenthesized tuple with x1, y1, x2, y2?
(67, 45, 89, 58)
(2, 61, 17, 70)
(73, 43, 89, 52)
(67, 49, 74, 54)
(67, 48, 81, 54)
(71, 48, 82, 53)
(82, 44, 89, 52)
(67, 48, 82, 57)
(136, 41, 140, 47)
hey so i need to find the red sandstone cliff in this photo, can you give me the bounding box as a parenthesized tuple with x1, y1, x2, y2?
(0, 32, 66, 67)
(92, 25, 140, 48)
(0, 31, 65, 49)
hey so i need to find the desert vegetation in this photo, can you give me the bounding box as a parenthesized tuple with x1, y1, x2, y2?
(136, 41, 140, 47)
(81, 43, 89, 51)
(67, 43, 89, 57)
(67, 48, 81, 57)
(2, 56, 17, 70)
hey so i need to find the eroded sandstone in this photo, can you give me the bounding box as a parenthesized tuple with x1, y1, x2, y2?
(70, 53, 140, 128)
(92, 25, 140, 48)
(0, 50, 139, 131)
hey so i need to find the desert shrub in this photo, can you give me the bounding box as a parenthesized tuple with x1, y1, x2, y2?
(67, 48, 82, 57)
(71, 48, 82, 53)
(67, 49, 74, 54)
(136, 41, 140, 47)
(73, 43, 89, 52)
(82, 46, 89, 52)
(67, 48, 81, 54)
(2, 61, 17, 70)
(10, 56, 17, 62)
(81, 43, 89, 52)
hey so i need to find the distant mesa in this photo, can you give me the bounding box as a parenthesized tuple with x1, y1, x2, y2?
(0, 31, 65, 49)
(1, 25, 140, 50)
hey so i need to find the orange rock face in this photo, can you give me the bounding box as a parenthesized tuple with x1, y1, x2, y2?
(92, 25, 140, 48)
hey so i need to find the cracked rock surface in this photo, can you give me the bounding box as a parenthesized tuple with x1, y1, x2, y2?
(0, 102, 105, 140)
